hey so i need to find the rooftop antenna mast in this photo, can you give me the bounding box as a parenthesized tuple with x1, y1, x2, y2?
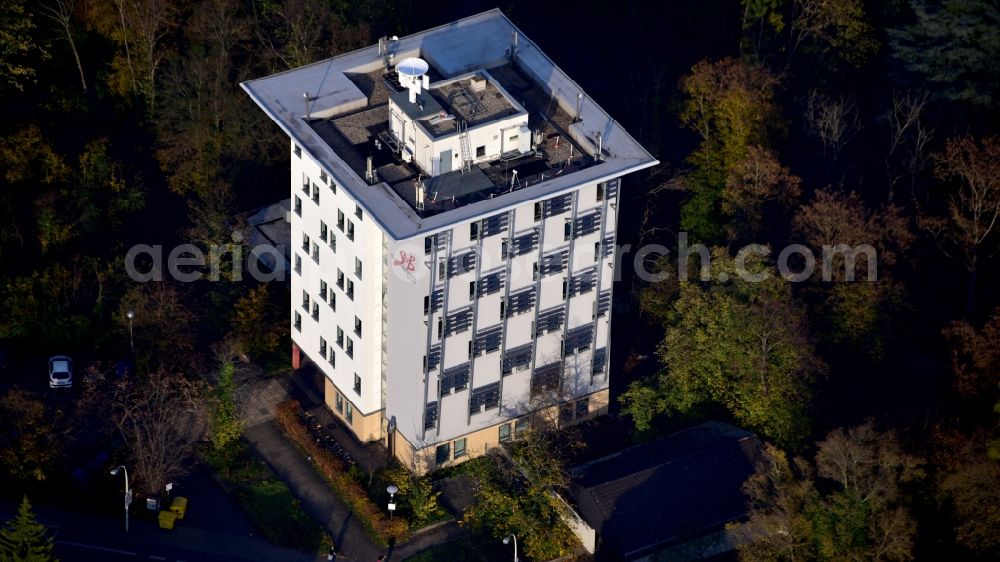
(574, 92, 583, 123)
(303, 91, 311, 120)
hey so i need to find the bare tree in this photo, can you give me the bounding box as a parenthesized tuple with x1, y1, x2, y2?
(804, 90, 860, 163)
(40, 0, 86, 92)
(111, 0, 176, 110)
(884, 90, 933, 202)
(922, 134, 1000, 315)
(112, 373, 207, 495)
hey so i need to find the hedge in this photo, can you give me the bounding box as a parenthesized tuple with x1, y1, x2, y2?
(274, 400, 408, 545)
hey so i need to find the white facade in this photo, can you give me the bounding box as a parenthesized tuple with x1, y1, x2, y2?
(245, 9, 657, 470)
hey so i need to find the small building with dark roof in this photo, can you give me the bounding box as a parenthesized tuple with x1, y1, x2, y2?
(568, 421, 763, 561)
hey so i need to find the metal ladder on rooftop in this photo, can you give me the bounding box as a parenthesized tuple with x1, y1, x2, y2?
(458, 120, 473, 174)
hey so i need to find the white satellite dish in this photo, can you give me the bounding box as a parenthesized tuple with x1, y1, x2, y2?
(396, 58, 430, 103)
(396, 57, 429, 77)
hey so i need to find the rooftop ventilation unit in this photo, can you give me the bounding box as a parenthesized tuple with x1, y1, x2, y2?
(396, 57, 430, 103)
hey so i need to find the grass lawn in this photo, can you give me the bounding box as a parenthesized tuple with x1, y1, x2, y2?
(201, 441, 331, 553)
(405, 532, 513, 562)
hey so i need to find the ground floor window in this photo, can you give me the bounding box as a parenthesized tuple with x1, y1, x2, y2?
(576, 398, 590, 419)
(436, 443, 450, 465)
(345, 402, 353, 423)
(454, 438, 467, 458)
(335, 392, 343, 413)
(499, 423, 511, 443)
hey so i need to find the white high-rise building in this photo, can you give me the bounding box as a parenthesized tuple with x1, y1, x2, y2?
(243, 9, 657, 472)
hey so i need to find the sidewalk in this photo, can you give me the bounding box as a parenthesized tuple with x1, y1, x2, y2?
(239, 368, 469, 561)
(243, 420, 384, 560)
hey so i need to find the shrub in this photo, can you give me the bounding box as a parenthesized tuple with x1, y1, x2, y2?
(275, 400, 408, 544)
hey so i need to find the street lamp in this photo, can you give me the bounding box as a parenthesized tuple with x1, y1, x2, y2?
(126, 311, 135, 352)
(110, 465, 131, 532)
(386, 485, 398, 519)
(503, 533, 519, 562)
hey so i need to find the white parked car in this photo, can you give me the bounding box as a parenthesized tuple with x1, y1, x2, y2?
(48, 355, 73, 388)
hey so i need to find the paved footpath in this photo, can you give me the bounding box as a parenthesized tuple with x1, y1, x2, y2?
(243, 419, 466, 561)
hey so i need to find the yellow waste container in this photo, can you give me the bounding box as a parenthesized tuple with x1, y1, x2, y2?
(158, 510, 177, 530)
(170, 496, 188, 520)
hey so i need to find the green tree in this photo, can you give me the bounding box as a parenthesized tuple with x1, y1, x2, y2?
(230, 283, 286, 360)
(622, 249, 823, 446)
(464, 427, 579, 560)
(677, 57, 780, 241)
(385, 466, 443, 528)
(209, 360, 242, 451)
(0, 0, 47, 92)
(0, 389, 64, 482)
(890, 0, 1000, 107)
(0, 496, 56, 562)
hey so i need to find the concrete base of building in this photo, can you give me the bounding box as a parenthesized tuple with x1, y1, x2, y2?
(317, 371, 611, 475)
(391, 387, 611, 475)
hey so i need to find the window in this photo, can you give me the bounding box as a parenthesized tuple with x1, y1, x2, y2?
(534, 202, 542, 221)
(311, 242, 319, 263)
(470, 222, 480, 241)
(294, 311, 301, 331)
(596, 182, 605, 201)
(355, 258, 362, 279)
(345, 402, 353, 423)
(320, 221, 328, 242)
(355, 204, 363, 220)
(508, 134, 518, 145)
(467, 340, 473, 359)
(337, 210, 345, 231)
(302, 233, 310, 252)
(454, 438, 467, 458)
(346, 337, 354, 358)
(475, 145, 485, 158)
(594, 242, 600, 261)
(559, 403, 573, 424)
(293, 144, 301, 157)
(320, 170, 328, 184)
(438, 261, 445, 281)
(294, 254, 302, 274)
(329, 180, 337, 194)
(514, 418, 528, 437)
(501, 240, 509, 260)
(347, 221, 355, 241)
(335, 392, 343, 413)
(330, 233, 336, 253)
(532, 262, 539, 281)
(354, 373, 361, 395)
(312, 302, 319, 321)
(319, 337, 327, 358)
(329, 349, 335, 368)
(294, 196, 302, 216)
(303, 177, 311, 193)
(302, 290, 310, 310)
(562, 278, 568, 299)
(469, 281, 476, 300)
(423, 295, 430, 315)
(312, 184, 319, 204)
(354, 316, 362, 337)
(564, 221, 572, 241)
(576, 398, 590, 419)
(337, 269, 345, 289)
(437, 318, 443, 339)
(435, 443, 450, 465)
(319, 280, 328, 301)
(330, 291, 336, 311)
(347, 279, 355, 300)
(499, 423, 511, 443)
(424, 236, 433, 255)
(336, 327, 344, 348)
(499, 299, 506, 318)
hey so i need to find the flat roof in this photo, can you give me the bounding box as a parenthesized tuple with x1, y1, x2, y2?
(241, 9, 658, 241)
